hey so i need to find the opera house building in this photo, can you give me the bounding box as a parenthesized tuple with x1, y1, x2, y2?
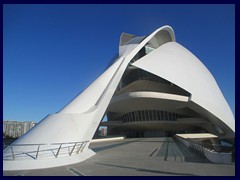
(4, 26, 235, 171)
(103, 26, 234, 140)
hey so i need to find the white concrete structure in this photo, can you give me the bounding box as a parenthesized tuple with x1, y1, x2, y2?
(176, 136, 233, 164)
(3, 25, 235, 170)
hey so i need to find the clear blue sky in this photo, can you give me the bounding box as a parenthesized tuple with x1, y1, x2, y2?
(3, 4, 235, 122)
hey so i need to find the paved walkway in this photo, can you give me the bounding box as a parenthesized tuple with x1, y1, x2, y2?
(3, 137, 235, 176)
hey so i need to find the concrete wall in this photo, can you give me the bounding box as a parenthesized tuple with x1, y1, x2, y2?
(176, 137, 232, 164)
(203, 148, 232, 164)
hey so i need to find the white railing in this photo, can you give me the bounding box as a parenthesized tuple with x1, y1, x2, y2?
(3, 141, 89, 161)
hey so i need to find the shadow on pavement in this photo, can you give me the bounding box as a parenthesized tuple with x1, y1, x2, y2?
(91, 139, 142, 152)
(95, 162, 198, 176)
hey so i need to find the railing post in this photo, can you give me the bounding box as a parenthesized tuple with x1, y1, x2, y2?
(67, 143, 71, 155)
(55, 144, 62, 158)
(11, 146, 15, 160)
(77, 142, 84, 154)
(69, 143, 77, 156)
(35, 145, 40, 159)
(81, 141, 88, 152)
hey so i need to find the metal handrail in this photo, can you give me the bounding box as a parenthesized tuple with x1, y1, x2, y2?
(187, 139, 233, 153)
(3, 140, 89, 161)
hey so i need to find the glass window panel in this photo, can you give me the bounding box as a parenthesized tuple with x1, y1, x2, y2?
(165, 112, 168, 121)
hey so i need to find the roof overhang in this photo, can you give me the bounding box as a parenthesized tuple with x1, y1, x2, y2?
(176, 133, 218, 139)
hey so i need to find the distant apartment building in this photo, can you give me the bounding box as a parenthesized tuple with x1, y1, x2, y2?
(3, 121, 36, 138)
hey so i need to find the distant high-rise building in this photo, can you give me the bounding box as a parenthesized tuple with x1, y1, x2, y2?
(101, 128, 107, 136)
(3, 121, 36, 138)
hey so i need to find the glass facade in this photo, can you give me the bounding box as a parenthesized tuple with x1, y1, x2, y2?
(120, 110, 186, 123)
(131, 44, 156, 63)
(120, 69, 172, 89)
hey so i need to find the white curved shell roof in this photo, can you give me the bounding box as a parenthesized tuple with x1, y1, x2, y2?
(133, 41, 235, 132)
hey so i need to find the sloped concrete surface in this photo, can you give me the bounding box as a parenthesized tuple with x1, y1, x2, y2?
(3, 138, 235, 176)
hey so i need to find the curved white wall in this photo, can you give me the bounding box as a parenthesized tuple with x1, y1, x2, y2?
(133, 42, 235, 132)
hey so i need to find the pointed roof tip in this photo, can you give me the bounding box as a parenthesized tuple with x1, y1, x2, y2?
(119, 25, 176, 47)
(119, 32, 136, 46)
(155, 25, 175, 41)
